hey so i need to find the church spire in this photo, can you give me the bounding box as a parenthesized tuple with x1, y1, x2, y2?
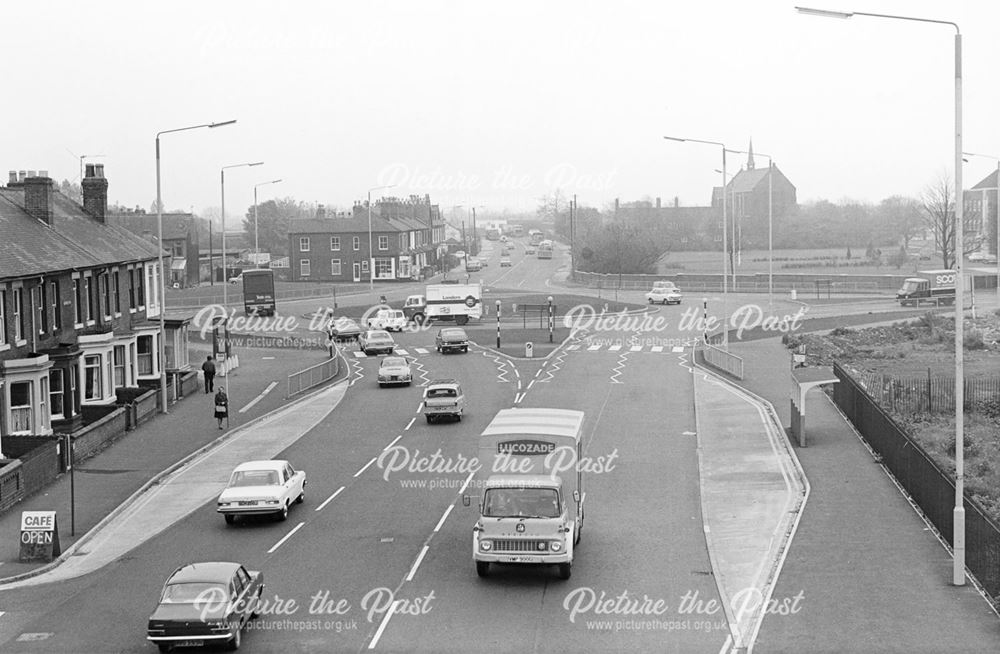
(746, 138, 755, 170)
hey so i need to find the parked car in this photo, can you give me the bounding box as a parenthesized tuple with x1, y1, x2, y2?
(367, 309, 407, 332)
(378, 356, 412, 387)
(645, 287, 682, 305)
(327, 317, 362, 341)
(228, 273, 244, 284)
(217, 460, 306, 523)
(500, 255, 512, 267)
(358, 329, 396, 355)
(435, 327, 469, 353)
(147, 561, 263, 652)
(422, 379, 466, 423)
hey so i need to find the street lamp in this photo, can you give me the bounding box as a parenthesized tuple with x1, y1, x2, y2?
(547, 296, 554, 342)
(368, 185, 396, 299)
(797, 5, 967, 586)
(253, 179, 283, 268)
(496, 300, 502, 348)
(665, 135, 730, 347)
(962, 152, 1000, 298)
(729, 148, 776, 312)
(154, 119, 236, 413)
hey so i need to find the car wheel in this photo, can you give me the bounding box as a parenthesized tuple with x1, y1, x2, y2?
(224, 514, 236, 526)
(463, 346, 468, 353)
(476, 561, 490, 578)
(426, 415, 433, 424)
(456, 413, 462, 422)
(296, 487, 305, 504)
(647, 298, 653, 304)
(378, 382, 385, 388)
(227, 626, 241, 651)
(278, 502, 289, 522)
(158, 644, 174, 653)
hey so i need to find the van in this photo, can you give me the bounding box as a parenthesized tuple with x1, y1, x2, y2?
(366, 309, 407, 332)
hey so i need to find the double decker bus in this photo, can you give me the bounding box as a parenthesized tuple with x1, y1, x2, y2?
(536, 240, 553, 259)
(528, 229, 544, 246)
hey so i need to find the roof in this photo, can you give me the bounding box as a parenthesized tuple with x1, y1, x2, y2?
(106, 212, 194, 241)
(426, 378, 460, 386)
(484, 474, 563, 488)
(232, 460, 287, 473)
(971, 169, 999, 190)
(289, 214, 431, 235)
(167, 562, 241, 584)
(728, 167, 771, 194)
(481, 408, 585, 440)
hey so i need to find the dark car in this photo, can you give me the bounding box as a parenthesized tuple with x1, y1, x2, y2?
(435, 327, 469, 353)
(328, 317, 362, 341)
(147, 561, 263, 652)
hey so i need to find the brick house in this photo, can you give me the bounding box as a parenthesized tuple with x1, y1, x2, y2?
(0, 165, 188, 457)
(107, 211, 201, 288)
(711, 145, 797, 250)
(287, 195, 446, 282)
(966, 170, 998, 257)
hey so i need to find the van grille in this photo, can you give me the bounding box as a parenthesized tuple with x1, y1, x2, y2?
(493, 539, 545, 552)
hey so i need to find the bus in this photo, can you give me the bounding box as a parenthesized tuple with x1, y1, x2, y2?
(536, 240, 553, 259)
(528, 229, 544, 246)
(242, 269, 276, 316)
(509, 224, 525, 238)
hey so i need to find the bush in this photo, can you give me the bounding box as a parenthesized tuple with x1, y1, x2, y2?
(830, 326, 853, 336)
(965, 328, 986, 350)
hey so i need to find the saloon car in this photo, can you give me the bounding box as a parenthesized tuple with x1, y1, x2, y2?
(378, 356, 413, 387)
(217, 460, 306, 524)
(465, 258, 483, 272)
(147, 561, 263, 652)
(327, 317, 362, 341)
(358, 329, 396, 355)
(645, 287, 682, 305)
(435, 327, 469, 354)
(499, 255, 512, 267)
(422, 379, 466, 423)
(526, 246, 536, 255)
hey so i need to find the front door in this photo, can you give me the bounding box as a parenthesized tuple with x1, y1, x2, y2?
(353, 262, 361, 282)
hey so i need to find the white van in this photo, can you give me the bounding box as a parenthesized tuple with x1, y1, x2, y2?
(367, 309, 408, 332)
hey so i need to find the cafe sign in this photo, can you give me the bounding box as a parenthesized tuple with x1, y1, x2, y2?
(19, 511, 61, 562)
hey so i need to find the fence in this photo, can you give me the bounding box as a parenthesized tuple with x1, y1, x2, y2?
(832, 362, 1000, 598)
(850, 369, 1000, 414)
(700, 343, 744, 379)
(287, 355, 340, 397)
(573, 271, 908, 294)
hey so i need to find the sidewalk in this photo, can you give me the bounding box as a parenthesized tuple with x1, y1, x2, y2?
(725, 337, 999, 653)
(0, 342, 344, 583)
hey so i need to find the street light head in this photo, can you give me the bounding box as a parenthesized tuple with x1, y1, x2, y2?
(248, 161, 264, 167)
(662, 136, 686, 142)
(795, 6, 853, 19)
(210, 120, 237, 128)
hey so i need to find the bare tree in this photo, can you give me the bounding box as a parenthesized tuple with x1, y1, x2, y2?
(878, 195, 923, 250)
(921, 174, 982, 269)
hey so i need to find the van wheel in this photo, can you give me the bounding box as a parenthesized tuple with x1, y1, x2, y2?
(476, 561, 490, 577)
(224, 514, 236, 526)
(557, 562, 572, 580)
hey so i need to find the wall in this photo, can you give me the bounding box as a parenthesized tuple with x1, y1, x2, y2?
(3, 435, 61, 499)
(72, 406, 128, 462)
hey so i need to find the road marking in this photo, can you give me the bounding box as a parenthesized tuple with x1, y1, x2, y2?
(353, 351, 367, 358)
(384, 434, 403, 450)
(567, 344, 580, 350)
(609, 344, 622, 351)
(517, 380, 522, 390)
(682, 431, 696, 436)
(527, 380, 535, 390)
(414, 347, 429, 354)
(630, 345, 642, 352)
(651, 346, 664, 352)
(587, 344, 600, 351)
(405, 545, 430, 582)
(534, 369, 542, 378)
(354, 457, 377, 477)
(514, 392, 525, 404)
(267, 521, 305, 554)
(434, 504, 454, 532)
(239, 381, 278, 413)
(396, 348, 408, 355)
(262, 356, 275, 360)
(459, 470, 475, 494)
(672, 346, 684, 352)
(315, 487, 345, 511)
(404, 417, 415, 431)
(416, 401, 424, 413)
(368, 600, 400, 649)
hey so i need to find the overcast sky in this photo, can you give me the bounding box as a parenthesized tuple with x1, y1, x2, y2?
(4, 1, 999, 220)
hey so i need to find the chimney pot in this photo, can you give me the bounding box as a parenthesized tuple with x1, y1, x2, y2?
(18, 170, 27, 182)
(27, 170, 37, 178)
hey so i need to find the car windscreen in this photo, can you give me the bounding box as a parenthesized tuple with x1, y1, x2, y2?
(161, 582, 228, 603)
(483, 487, 560, 518)
(230, 470, 279, 486)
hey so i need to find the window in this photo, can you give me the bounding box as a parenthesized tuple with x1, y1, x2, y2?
(330, 236, 340, 251)
(85, 276, 95, 323)
(100, 271, 111, 318)
(330, 259, 342, 276)
(49, 368, 64, 420)
(399, 234, 407, 251)
(145, 264, 157, 313)
(113, 345, 126, 387)
(137, 336, 153, 375)
(0, 288, 6, 345)
(299, 237, 311, 252)
(39, 375, 49, 430)
(353, 236, 360, 251)
(34, 285, 46, 334)
(361, 260, 369, 273)
(398, 258, 411, 278)
(12, 287, 24, 342)
(73, 278, 82, 326)
(50, 281, 60, 330)
(374, 258, 393, 278)
(10, 381, 32, 433)
(112, 270, 121, 314)
(84, 354, 102, 401)
(300, 259, 311, 277)
(137, 267, 146, 309)
(128, 267, 136, 310)
(378, 235, 389, 251)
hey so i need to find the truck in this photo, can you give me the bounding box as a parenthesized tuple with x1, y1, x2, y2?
(402, 282, 483, 325)
(896, 269, 957, 306)
(241, 269, 276, 316)
(463, 408, 585, 580)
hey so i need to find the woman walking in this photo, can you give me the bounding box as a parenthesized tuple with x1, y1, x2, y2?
(214, 389, 229, 429)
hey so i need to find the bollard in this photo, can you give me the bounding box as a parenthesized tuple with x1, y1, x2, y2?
(791, 289, 797, 300)
(525, 342, 534, 358)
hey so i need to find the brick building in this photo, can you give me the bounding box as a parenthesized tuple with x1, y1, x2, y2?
(107, 211, 201, 288)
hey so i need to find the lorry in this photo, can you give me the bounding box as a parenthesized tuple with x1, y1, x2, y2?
(403, 282, 483, 325)
(241, 269, 276, 316)
(463, 408, 585, 580)
(896, 269, 957, 306)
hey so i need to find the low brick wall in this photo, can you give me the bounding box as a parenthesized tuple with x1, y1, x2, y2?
(0, 459, 23, 513)
(72, 406, 128, 463)
(133, 389, 159, 429)
(179, 370, 199, 398)
(3, 436, 61, 499)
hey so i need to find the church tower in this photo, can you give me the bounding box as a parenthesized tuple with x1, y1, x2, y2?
(746, 138, 755, 170)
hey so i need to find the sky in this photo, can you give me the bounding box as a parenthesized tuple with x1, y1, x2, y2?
(3, 0, 1000, 221)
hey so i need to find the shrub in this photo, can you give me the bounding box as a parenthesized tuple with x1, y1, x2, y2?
(965, 329, 986, 350)
(830, 326, 853, 336)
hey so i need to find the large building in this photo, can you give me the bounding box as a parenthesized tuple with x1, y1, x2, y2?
(287, 195, 445, 282)
(965, 169, 999, 257)
(107, 211, 201, 288)
(0, 165, 188, 454)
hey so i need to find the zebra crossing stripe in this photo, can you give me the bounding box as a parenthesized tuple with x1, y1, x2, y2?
(567, 344, 580, 350)
(587, 345, 601, 351)
(414, 348, 429, 354)
(396, 349, 408, 355)
(608, 345, 622, 351)
(672, 346, 684, 353)
(651, 346, 664, 352)
(353, 352, 367, 358)
(629, 345, 642, 352)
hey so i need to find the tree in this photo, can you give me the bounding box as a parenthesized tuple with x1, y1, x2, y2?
(878, 195, 923, 250)
(921, 174, 982, 269)
(241, 197, 313, 256)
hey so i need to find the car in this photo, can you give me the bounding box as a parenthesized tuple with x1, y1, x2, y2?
(422, 379, 466, 423)
(499, 255, 512, 267)
(435, 327, 469, 353)
(651, 280, 678, 291)
(217, 460, 306, 524)
(147, 561, 263, 652)
(526, 246, 536, 255)
(465, 258, 482, 272)
(327, 316, 363, 341)
(378, 356, 412, 387)
(367, 308, 407, 332)
(228, 273, 243, 284)
(645, 287, 682, 305)
(358, 329, 396, 355)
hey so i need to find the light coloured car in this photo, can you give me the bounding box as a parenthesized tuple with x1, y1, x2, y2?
(358, 329, 396, 355)
(651, 280, 678, 291)
(500, 255, 512, 267)
(645, 287, 682, 305)
(422, 379, 466, 423)
(217, 460, 306, 524)
(378, 356, 412, 387)
(228, 273, 244, 284)
(367, 309, 407, 332)
(526, 246, 536, 255)
(465, 258, 483, 272)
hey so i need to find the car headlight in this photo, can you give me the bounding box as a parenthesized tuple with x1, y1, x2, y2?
(217, 502, 230, 507)
(265, 499, 280, 504)
(551, 541, 562, 552)
(480, 540, 492, 551)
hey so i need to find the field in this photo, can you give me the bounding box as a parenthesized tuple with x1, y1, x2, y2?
(659, 247, 934, 276)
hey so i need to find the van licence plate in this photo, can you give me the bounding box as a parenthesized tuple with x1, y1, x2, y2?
(503, 555, 542, 563)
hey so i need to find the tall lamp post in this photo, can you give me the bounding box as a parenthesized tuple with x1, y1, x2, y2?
(665, 135, 730, 347)
(253, 179, 283, 268)
(367, 184, 396, 299)
(729, 148, 776, 312)
(154, 119, 236, 413)
(797, 5, 966, 586)
(963, 152, 1000, 298)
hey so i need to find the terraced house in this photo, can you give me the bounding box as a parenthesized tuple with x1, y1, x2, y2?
(0, 165, 189, 457)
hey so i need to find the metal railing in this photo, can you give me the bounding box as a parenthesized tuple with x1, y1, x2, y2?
(287, 356, 339, 397)
(701, 343, 744, 379)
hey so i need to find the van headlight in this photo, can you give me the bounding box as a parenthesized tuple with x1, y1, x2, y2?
(480, 540, 492, 552)
(551, 542, 562, 552)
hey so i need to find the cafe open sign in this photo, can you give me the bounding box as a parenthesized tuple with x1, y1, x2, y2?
(19, 510, 61, 562)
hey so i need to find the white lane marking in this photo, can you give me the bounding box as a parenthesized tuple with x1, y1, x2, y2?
(404, 417, 415, 431)
(416, 402, 424, 413)
(459, 470, 475, 494)
(513, 368, 521, 379)
(527, 380, 535, 390)
(567, 344, 580, 350)
(434, 504, 454, 533)
(384, 434, 403, 450)
(609, 344, 622, 351)
(262, 356, 275, 360)
(353, 351, 367, 358)
(514, 392, 525, 404)
(672, 346, 684, 352)
(517, 380, 522, 390)
(315, 487, 345, 512)
(534, 369, 542, 378)
(396, 348, 408, 356)
(354, 457, 377, 477)
(587, 344, 601, 351)
(267, 521, 305, 554)
(405, 545, 430, 582)
(368, 600, 400, 649)
(414, 347, 429, 354)
(630, 345, 642, 352)
(239, 381, 278, 413)
(651, 346, 664, 352)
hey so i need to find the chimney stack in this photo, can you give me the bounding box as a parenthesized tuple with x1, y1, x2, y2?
(82, 163, 108, 223)
(24, 174, 55, 225)
(316, 204, 327, 219)
(7, 171, 17, 185)
(656, 197, 661, 209)
(674, 196, 679, 208)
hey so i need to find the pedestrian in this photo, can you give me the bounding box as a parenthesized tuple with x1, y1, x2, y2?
(214, 389, 229, 429)
(201, 356, 216, 393)
(325, 320, 337, 358)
